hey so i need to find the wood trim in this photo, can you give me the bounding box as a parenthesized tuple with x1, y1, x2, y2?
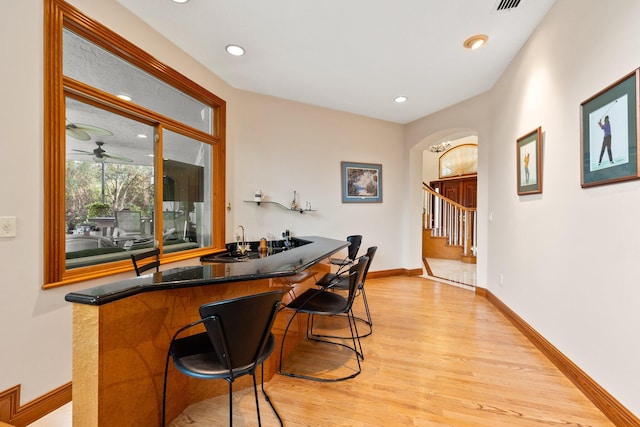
(368, 268, 422, 279)
(54, 0, 226, 110)
(313, 268, 422, 282)
(485, 290, 639, 426)
(44, 0, 66, 285)
(0, 383, 71, 427)
(422, 257, 434, 276)
(423, 183, 475, 211)
(406, 267, 424, 276)
(433, 173, 478, 182)
(44, 0, 227, 287)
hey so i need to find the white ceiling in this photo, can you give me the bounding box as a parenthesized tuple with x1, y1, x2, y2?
(115, 0, 556, 124)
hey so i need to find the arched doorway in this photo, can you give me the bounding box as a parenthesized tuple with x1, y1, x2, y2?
(422, 135, 477, 287)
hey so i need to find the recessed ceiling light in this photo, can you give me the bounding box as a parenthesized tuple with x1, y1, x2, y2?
(463, 34, 488, 50)
(225, 44, 245, 56)
(171, 0, 189, 4)
(394, 96, 408, 103)
(137, 134, 148, 139)
(117, 94, 132, 101)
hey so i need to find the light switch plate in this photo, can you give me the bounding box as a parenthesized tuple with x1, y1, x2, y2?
(0, 217, 17, 237)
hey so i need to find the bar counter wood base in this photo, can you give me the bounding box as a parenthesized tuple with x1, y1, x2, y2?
(66, 236, 347, 426)
(72, 272, 320, 426)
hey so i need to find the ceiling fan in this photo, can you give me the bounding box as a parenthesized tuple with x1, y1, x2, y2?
(65, 120, 113, 141)
(72, 141, 133, 163)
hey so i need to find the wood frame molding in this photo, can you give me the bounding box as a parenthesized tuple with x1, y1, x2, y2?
(0, 383, 71, 427)
(484, 289, 639, 426)
(44, 0, 227, 288)
(368, 268, 422, 279)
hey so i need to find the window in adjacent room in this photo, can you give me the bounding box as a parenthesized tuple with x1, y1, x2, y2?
(44, 0, 226, 287)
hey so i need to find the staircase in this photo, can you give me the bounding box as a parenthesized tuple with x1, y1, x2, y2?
(422, 183, 476, 264)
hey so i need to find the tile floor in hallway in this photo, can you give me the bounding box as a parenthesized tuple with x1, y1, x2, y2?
(423, 257, 476, 288)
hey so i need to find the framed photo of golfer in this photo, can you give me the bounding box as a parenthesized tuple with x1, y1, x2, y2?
(580, 69, 640, 188)
(341, 161, 382, 203)
(516, 127, 543, 195)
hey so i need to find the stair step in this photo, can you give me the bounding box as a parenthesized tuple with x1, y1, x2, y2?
(460, 254, 476, 264)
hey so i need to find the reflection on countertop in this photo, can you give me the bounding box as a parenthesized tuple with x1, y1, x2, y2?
(65, 236, 348, 306)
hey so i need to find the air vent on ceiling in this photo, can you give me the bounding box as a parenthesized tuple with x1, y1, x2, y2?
(494, 0, 522, 12)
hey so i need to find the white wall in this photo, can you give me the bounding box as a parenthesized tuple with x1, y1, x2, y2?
(0, 0, 404, 404)
(486, 0, 640, 415)
(3, 0, 639, 418)
(0, 0, 69, 405)
(405, 93, 492, 289)
(229, 90, 404, 271)
(408, 0, 640, 416)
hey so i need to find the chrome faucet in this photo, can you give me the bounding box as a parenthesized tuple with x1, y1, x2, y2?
(235, 225, 247, 253)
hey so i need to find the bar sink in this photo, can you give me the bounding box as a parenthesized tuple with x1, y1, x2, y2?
(201, 237, 311, 263)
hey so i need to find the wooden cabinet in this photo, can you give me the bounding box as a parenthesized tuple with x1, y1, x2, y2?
(430, 175, 477, 208)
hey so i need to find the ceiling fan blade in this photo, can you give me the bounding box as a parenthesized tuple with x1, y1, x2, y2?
(74, 123, 113, 136)
(103, 152, 133, 162)
(71, 141, 132, 163)
(66, 128, 91, 141)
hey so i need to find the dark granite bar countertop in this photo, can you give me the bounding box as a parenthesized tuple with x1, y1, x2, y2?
(64, 236, 348, 306)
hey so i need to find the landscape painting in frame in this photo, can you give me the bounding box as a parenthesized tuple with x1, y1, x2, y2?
(581, 69, 640, 187)
(516, 127, 543, 195)
(341, 161, 382, 203)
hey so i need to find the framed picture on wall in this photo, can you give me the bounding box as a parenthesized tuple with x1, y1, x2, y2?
(341, 161, 382, 203)
(516, 127, 543, 195)
(580, 69, 640, 188)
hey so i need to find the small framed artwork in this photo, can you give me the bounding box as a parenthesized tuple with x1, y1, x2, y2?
(580, 69, 640, 188)
(341, 161, 382, 203)
(516, 127, 543, 195)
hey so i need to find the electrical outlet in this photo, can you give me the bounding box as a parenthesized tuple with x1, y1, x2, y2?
(499, 274, 504, 286)
(0, 216, 17, 237)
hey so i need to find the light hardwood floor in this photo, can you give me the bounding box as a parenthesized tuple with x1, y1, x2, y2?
(30, 276, 615, 426)
(172, 276, 614, 426)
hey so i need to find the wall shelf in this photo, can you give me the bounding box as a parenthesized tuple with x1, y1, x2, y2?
(244, 200, 316, 214)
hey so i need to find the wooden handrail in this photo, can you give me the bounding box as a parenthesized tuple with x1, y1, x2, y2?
(422, 183, 477, 257)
